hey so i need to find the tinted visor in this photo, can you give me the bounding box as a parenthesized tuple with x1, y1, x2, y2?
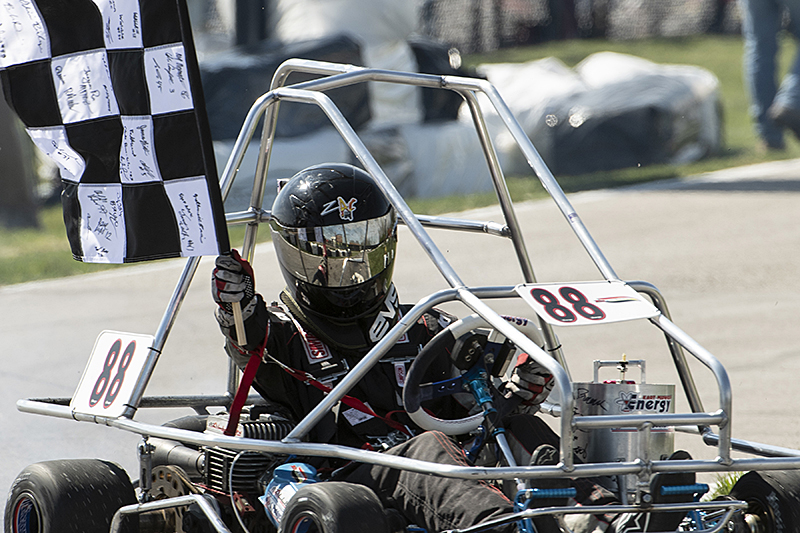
(270, 210, 397, 288)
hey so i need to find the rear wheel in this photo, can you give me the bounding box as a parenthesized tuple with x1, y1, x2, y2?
(4, 459, 137, 533)
(279, 482, 389, 533)
(729, 470, 800, 533)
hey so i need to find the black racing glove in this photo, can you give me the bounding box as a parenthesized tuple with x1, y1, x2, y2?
(212, 250, 266, 350)
(501, 352, 554, 415)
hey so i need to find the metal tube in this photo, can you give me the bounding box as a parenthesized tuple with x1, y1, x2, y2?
(271, 62, 576, 379)
(476, 80, 620, 282)
(273, 86, 467, 289)
(574, 412, 725, 429)
(288, 68, 455, 93)
(240, 99, 277, 263)
(495, 432, 518, 467)
(125, 256, 202, 416)
(455, 289, 576, 471)
(256, 60, 363, 267)
(217, 91, 279, 201)
(285, 289, 460, 441)
(225, 208, 267, 226)
(461, 90, 571, 380)
(229, 209, 511, 236)
(110, 494, 231, 533)
(406, 214, 510, 237)
(628, 281, 706, 416)
(700, 429, 800, 458)
(127, 88, 283, 413)
(461, 91, 533, 282)
(270, 58, 362, 88)
(651, 315, 733, 464)
(255, 61, 616, 285)
(447, 502, 745, 533)
(16, 400, 800, 480)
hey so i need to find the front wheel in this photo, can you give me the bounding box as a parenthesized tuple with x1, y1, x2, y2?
(729, 470, 800, 533)
(279, 482, 389, 533)
(4, 459, 137, 533)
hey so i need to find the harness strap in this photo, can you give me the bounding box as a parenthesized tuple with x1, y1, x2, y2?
(225, 329, 411, 437)
(278, 364, 411, 436)
(224, 329, 269, 436)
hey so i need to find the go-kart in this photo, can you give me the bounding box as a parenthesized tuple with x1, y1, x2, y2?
(6, 58, 800, 533)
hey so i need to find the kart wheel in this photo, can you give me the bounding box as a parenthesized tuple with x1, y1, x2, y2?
(729, 470, 800, 533)
(279, 482, 389, 533)
(4, 459, 137, 533)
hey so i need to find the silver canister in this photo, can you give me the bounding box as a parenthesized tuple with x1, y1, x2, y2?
(573, 359, 675, 498)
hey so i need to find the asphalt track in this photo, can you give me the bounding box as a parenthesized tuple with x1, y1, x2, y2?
(2, 158, 799, 510)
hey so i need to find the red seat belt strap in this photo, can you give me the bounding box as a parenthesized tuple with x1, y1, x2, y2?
(224, 332, 269, 436)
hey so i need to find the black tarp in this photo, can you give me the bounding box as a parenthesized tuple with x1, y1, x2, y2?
(200, 35, 371, 140)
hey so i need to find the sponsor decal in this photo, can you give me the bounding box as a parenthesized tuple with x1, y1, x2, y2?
(595, 296, 639, 304)
(369, 284, 408, 343)
(287, 315, 333, 365)
(321, 196, 357, 221)
(207, 418, 242, 437)
(301, 331, 331, 364)
(290, 464, 311, 482)
(615, 391, 672, 413)
(394, 362, 406, 387)
(502, 315, 530, 327)
(575, 387, 609, 412)
(342, 403, 375, 426)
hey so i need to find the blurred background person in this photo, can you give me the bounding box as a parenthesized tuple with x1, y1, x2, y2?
(740, 0, 800, 150)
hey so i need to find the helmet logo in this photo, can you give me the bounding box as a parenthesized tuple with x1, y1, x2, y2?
(321, 197, 358, 221)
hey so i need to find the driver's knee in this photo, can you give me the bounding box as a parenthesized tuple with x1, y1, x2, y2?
(382, 431, 472, 466)
(505, 414, 560, 465)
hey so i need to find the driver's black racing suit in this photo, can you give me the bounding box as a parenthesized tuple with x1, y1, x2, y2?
(222, 286, 616, 533)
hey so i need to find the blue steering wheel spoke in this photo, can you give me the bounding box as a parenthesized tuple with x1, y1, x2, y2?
(417, 376, 464, 402)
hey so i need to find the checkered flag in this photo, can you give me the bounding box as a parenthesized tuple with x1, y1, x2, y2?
(0, 0, 229, 263)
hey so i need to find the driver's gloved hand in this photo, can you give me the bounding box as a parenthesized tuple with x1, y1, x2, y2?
(503, 353, 554, 414)
(212, 250, 266, 350)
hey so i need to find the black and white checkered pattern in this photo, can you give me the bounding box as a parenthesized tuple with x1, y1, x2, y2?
(0, 0, 229, 263)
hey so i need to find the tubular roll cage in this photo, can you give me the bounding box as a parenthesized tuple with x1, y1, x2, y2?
(17, 60, 800, 531)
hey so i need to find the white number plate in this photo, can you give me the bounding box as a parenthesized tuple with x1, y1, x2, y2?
(516, 280, 659, 326)
(70, 331, 154, 418)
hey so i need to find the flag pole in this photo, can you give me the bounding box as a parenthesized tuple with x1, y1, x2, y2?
(232, 301, 246, 345)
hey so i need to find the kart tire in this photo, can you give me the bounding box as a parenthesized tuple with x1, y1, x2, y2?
(729, 470, 800, 533)
(4, 459, 137, 533)
(279, 482, 389, 533)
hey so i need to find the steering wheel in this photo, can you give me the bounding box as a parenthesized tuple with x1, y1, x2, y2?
(402, 314, 544, 436)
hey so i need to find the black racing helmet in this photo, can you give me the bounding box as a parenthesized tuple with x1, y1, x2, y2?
(269, 163, 398, 320)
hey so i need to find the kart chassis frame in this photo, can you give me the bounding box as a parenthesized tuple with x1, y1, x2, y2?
(16, 59, 800, 532)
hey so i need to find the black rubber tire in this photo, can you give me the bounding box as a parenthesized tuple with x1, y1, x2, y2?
(4, 459, 137, 533)
(729, 470, 800, 533)
(278, 482, 389, 533)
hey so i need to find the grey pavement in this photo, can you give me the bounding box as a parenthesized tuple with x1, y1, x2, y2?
(2, 158, 800, 503)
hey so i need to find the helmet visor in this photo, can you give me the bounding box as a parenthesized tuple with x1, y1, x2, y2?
(270, 210, 397, 289)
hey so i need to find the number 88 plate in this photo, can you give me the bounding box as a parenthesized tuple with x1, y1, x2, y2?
(70, 331, 154, 418)
(515, 280, 659, 327)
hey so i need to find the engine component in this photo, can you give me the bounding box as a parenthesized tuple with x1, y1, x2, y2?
(204, 448, 275, 494)
(204, 410, 295, 440)
(151, 438, 205, 480)
(573, 358, 675, 500)
(203, 410, 295, 494)
(141, 465, 200, 533)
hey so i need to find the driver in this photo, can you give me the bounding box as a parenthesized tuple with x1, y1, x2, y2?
(211, 163, 692, 533)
